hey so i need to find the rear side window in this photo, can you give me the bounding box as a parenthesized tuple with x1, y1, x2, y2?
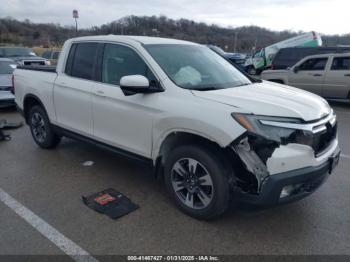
(102, 44, 157, 86)
(299, 58, 328, 71)
(69, 43, 98, 80)
(331, 57, 350, 70)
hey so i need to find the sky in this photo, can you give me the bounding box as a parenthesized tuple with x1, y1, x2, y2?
(1, 0, 349, 35)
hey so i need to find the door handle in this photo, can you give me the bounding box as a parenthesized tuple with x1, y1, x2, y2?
(312, 73, 322, 77)
(57, 82, 67, 86)
(344, 74, 350, 76)
(94, 90, 106, 97)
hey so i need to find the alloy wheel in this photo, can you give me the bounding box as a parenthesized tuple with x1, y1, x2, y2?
(31, 112, 47, 143)
(171, 158, 214, 209)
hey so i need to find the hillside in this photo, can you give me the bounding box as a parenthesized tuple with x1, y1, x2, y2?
(0, 15, 349, 52)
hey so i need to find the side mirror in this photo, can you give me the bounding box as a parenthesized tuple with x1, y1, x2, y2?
(120, 75, 150, 94)
(293, 66, 299, 73)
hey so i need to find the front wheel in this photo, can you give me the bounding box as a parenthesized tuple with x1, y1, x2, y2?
(164, 145, 230, 220)
(28, 105, 61, 148)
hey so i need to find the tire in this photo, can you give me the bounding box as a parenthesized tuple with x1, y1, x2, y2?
(28, 105, 61, 148)
(247, 66, 257, 75)
(164, 144, 230, 220)
(269, 79, 285, 84)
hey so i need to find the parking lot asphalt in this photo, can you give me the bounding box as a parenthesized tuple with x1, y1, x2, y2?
(0, 102, 350, 259)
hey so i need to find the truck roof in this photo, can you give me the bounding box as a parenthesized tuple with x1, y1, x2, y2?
(68, 35, 198, 45)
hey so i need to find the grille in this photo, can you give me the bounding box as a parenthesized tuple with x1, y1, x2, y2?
(23, 61, 45, 66)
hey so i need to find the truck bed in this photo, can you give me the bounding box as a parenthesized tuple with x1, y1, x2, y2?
(17, 65, 57, 73)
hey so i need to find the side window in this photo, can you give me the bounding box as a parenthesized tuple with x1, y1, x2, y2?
(102, 44, 157, 86)
(299, 58, 328, 71)
(70, 43, 98, 80)
(331, 57, 350, 70)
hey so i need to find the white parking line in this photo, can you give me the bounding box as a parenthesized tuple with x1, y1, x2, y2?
(0, 187, 98, 262)
(341, 154, 350, 159)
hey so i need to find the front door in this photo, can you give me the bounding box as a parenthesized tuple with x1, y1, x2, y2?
(288, 57, 328, 96)
(92, 43, 160, 158)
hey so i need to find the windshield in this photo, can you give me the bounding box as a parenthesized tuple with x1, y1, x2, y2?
(1, 48, 36, 57)
(0, 61, 17, 74)
(145, 44, 251, 90)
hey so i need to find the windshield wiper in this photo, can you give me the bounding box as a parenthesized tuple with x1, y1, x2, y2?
(187, 86, 221, 91)
(233, 83, 253, 87)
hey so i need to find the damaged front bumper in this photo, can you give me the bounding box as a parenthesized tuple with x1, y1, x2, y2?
(233, 146, 340, 207)
(230, 111, 340, 207)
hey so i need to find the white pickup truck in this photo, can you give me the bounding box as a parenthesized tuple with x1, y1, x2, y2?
(14, 35, 340, 220)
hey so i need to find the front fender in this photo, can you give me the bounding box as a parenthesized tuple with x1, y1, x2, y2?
(151, 117, 246, 160)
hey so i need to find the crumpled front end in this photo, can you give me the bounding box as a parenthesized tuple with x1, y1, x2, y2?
(230, 111, 340, 205)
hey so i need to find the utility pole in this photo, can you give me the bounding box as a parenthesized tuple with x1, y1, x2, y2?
(120, 23, 124, 35)
(73, 10, 79, 36)
(233, 31, 239, 53)
(152, 28, 160, 37)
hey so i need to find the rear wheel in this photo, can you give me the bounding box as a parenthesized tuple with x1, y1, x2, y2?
(28, 105, 61, 148)
(164, 145, 230, 220)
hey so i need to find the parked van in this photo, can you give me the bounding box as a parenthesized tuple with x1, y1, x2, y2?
(245, 32, 322, 75)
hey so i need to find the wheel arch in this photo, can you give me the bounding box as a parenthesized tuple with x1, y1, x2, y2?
(153, 131, 235, 180)
(23, 94, 46, 124)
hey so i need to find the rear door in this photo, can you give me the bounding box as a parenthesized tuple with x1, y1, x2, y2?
(288, 57, 328, 96)
(54, 42, 99, 136)
(323, 56, 350, 99)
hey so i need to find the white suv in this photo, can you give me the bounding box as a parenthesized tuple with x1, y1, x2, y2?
(14, 36, 340, 220)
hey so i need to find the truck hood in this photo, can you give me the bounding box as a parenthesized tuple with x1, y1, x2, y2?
(192, 81, 331, 121)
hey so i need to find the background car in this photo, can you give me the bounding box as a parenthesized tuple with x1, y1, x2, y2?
(271, 46, 350, 70)
(0, 47, 50, 66)
(41, 49, 61, 65)
(207, 45, 247, 70)
(262, 53, 350, 100)
(0, 58, 16, 108)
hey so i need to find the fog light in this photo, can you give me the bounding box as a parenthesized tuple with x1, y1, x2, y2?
(280, 185, 295, 198)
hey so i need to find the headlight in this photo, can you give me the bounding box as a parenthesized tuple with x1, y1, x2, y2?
(232, 113, 313, 145)
(45, 60, 51, 65)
